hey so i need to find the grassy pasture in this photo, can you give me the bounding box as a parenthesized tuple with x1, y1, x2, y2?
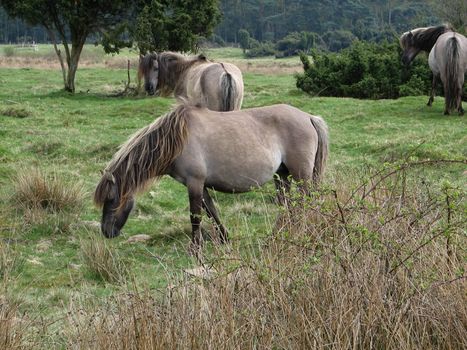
(0, 46, 466, 348)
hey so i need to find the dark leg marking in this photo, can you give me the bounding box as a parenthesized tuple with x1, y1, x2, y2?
(202, 188, 228, 243)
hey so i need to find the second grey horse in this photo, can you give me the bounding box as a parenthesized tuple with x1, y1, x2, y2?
(139, 52, 244, 111)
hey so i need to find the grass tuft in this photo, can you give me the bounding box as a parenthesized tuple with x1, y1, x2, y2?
(0, 106, 33, 118)
(80, 233, 129, 284)
(0, 298, 25, 348)
(0, 242, 24, 286)
(11, 167, 85, 213)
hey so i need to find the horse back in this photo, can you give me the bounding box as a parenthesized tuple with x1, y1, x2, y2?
(185, 62, 244, 111)
(429, 32, 467, 73)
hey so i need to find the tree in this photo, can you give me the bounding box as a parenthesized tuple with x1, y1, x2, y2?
(104, 0, 221, 55)
(238, 29, 251, 53)
(430, 0, 467, 34)
(0, 0, 129, 92)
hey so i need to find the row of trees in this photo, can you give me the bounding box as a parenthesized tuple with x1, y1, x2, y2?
(217, 0, 435, 44)
(217, 0, 466, 45)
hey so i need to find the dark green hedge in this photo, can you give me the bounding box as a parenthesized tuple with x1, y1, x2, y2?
(295, 41, 436, 99)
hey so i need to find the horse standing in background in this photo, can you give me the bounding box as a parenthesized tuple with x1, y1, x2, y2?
(400, 25, 467, 115)
(94, 103, 328, 253)
(138, 52, 244, 111)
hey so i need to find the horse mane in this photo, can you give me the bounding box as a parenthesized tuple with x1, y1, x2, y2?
(157, 52, 207, 96)
(403, 25, 453, 52)
(94, 104, 190, 209)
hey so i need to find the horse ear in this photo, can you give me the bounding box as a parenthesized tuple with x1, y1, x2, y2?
(103, 171, 116, 184)
(198, 54, 207, 61)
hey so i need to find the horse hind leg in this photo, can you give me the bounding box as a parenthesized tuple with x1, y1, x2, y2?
(457, 79, 464, 116)
(285, 162, 315, 197)
(274, 164, 291, 205)
(458, 98, 464, 116)
(202, 188, 228, 244)
(427, 73, 438, 107)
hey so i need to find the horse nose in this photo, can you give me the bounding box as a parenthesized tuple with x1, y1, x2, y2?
(101, 222, 120, 238)
(401, 55, 410, 66)
(145, 83, 154, 95)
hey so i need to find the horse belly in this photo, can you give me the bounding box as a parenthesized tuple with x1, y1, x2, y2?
(204, 149, 282, 193)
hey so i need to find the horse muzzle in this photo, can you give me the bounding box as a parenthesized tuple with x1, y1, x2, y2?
(101, 221, 121, 239)
(144, 83, 155, 96)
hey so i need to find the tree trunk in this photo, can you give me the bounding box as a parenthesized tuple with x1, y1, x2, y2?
(47, 29, 67, 89)
(65, 37, 85, 93)
(48, 27, 86, 93)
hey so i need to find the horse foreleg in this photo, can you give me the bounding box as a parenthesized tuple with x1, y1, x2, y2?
(187, 182, 204, 254)
(427, 73, 438, 107)
(202, 188, 228, 244)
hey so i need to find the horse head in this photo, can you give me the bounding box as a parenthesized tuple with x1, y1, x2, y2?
(141, 53, 159, 95)
(98, 171, 134, 238)
(400, 26, 452, 66)
(400, 31, 420, 66)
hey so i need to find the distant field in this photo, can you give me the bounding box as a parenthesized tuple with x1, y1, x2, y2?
(0, 44, 303, 74)
(0, 52, 465, 347)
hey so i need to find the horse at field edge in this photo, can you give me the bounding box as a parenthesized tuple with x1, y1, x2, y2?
(400, 24, 467, 115)
(138, 51, 244, 111)
(94, 103, 329, 253)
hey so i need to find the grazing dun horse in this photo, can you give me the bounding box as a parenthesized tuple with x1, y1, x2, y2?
(400, 25, 467, 115)
(94, 103, 328, 252)
(138, 52, 244, 111)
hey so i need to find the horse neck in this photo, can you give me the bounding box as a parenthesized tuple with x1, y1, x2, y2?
(418, 26, 452, 52)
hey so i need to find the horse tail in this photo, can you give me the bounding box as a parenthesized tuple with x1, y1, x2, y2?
(309, 115, 329, 183)
(220, 64, 237, 111)
(94, 105, 190, 209)
(444, 36, 461, 113)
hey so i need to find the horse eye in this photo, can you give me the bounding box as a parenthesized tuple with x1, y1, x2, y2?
(154, 67, 158, 72)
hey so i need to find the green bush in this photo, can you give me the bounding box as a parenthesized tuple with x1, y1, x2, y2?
(295, 40, 435, 99)
(244, 40, 275, 58)
(275, 31, 318, 58)
(238, 29, 251, 53)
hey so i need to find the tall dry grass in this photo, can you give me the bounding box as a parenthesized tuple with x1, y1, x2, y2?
(0, 243, 31, 349)
(10, 167, 85, 232)
(61, 161, 466, 350)
(80, 232, 129, 284)
(12, 167, 85, 213)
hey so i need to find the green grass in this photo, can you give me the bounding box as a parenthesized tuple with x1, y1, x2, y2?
(0, 57, 466, 346)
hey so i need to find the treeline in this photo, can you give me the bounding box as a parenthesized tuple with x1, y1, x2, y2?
(0, 8, 45, 43)
(1, 1, 440, 46)
(215, 0, 439, 48)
